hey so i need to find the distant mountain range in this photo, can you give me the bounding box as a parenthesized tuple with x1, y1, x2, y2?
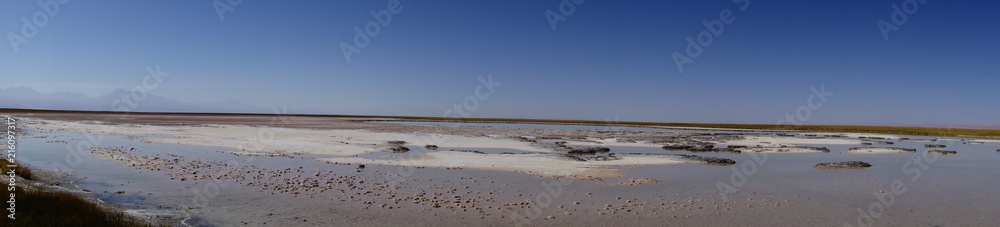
(0, 86, 269, 113)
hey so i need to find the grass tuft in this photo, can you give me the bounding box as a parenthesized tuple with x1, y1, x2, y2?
(0, 159, 32, 180)
(0, 162, 152, 227)
(0, 186, 151, 227)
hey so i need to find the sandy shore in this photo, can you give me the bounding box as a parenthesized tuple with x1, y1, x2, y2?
(719, 136, 862, 146)
(717, 136, 859, 153)
(21, 112, 929, 180)
(21, 117, 738, 179)
(735, 147, 829, 154)
(847, 147, 917, 154)
(969, 139, 1000, 143)
(548, 138, 667, 148)
(806, 133, 905, 140)
(24, 118, 553, 156)
(19, 114, 922, 179)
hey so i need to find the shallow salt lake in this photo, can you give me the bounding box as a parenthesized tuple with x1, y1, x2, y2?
(17, 124, 1000, 226)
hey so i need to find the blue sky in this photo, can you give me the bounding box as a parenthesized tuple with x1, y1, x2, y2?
(1, 0, 998, 125)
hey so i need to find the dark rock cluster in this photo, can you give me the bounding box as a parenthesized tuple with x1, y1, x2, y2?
(927, 150, 957, 155)
(450, 149, 485, 154)
(813, 161, 872, 170)
(797, 146, 831, 152)
(741, 145, 829, 153)
(690, 147, 741, 154)
(899, 138, 936, 142)
(567, 146, 611, 155)
(585, 155, 622, 161)
(662, 144, 781, 154)
(662, 154, 735, 165)
(661, 144, 713, 151)
(388, 146, 409, 153)
(683, 156, 736, 165)
(848, 147, 916, 152)
(862, 140, 894, 145)
(514, 136, 537, 143)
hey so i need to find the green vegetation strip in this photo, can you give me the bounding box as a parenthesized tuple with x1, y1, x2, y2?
(3, 108, 998, 139)
(376, 117, 1000, 139)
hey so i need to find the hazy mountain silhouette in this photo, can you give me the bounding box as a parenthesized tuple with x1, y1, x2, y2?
(0, 87, 268, 113)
